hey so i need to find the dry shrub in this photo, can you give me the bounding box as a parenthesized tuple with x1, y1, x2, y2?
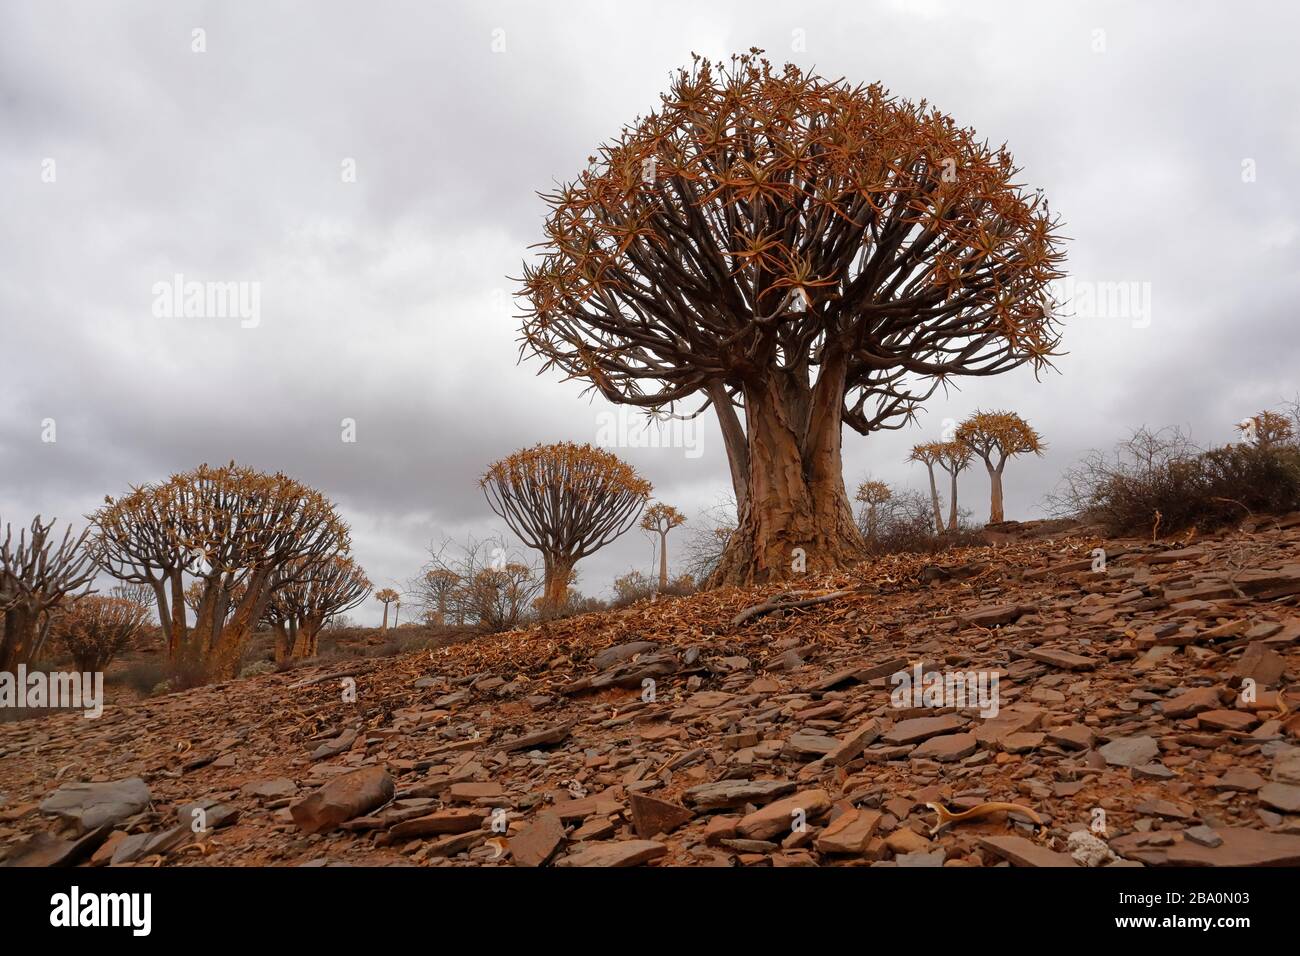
(53, 594, 149, 672)
(1048, 425, 1300, 535)
(853, 485, 984, 556)
(608, 570, 695, 608)
(411, 535, 543, 634)
(110, 659, 167, 697)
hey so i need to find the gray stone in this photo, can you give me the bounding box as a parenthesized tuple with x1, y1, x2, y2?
(592, 641, 659, 670)
(1183, 825, 1223, 848)
(1098, 735, 1159, 768)
(39, 777, 151, 834)
(1258, 782, 1300, 813)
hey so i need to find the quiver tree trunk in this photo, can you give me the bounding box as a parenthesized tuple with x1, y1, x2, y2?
(987, 463, 1006, 524)
(291, 614, 325, 658)
(925, 466, 943, 535)
(273, 620, 297, 663)
(948, 471, 960, 531)
(709, 366, 864, 586)
(657, 533, 669, 590)
(0, 605, 44, 673)
(541, 555, 575, 609)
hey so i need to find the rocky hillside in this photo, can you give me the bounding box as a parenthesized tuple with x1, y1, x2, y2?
(3, 519, 1300, 867)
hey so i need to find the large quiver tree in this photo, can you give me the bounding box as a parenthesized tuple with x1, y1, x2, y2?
(518, 51, 1065, 585)
(482, 442, 650, 608)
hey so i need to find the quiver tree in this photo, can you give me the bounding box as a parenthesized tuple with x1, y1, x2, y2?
(935, 439, 973, 531)
(956, 411, 1043, 524)
(0, 515, 97, 672)
(1238, 410, 1293, 448)
(374, 588, 400, 631)
(264, 556, 370, 660)
(474, 563, 541, 632)
(518, 51, 1065, 586)
(908, 443, 946, 533)
(482, 442, 651, 608)
(53, 594, 149, 672)
(91, 462, 352, 684)
(420, 569, 461, 627)
(640, 502, 686, 589)
(854, 480, 892, 540)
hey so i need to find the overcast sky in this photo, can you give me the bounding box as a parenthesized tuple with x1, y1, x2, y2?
(2, 0, 1297, 625)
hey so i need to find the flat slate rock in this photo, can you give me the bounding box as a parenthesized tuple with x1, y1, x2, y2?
(683, 779, 796, 810)
(498, 721, 575, 752)
(884, 714, 967, 746)
(911, 732, 977, 762)
(737, 789, 831, 841)
(1258, 782, 1300, 813)
(960, 604, 1028, 627)
(629, 793, 693, 838)
(509, 811, 565, 867)
(555, 840, 667, 867)
(591, 642, 659, 670)
(39, 777, 151, 833)
(1026, 648, 1096, 671)
(1112, 827, 1300, 866)
(826, 719, 883, 766)
(1098, 735, 1159, 768)
(815, 808, 881, 854)
(978, 835, 1080, 867)
(0, 825, 110, 867)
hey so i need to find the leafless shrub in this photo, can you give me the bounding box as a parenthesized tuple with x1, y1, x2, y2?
(412, 534, 543, 634)
(680, 497, 737, 584)
(1046, 423, 1300, 535)
(52, 594, 150, 672)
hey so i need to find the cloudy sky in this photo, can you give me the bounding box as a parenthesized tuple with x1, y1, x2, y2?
(2, 0, 1297, 624)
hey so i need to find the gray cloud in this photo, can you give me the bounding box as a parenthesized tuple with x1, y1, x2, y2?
(3, 0, 1297, 622)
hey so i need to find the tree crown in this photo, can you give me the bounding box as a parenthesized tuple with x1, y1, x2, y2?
(957, 410, 1043, 464)
(855, 480, 892, 505)
(481, 442, 651, 560)
(1239, 410, 1293, 446)
(519, 50, 1066, 434)
(641, 502, 687, 534)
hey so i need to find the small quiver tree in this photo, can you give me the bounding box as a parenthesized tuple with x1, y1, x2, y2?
(481, 442, 650, 609)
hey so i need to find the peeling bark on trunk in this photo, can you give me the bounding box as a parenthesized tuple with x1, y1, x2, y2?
(168, 570, 185, 659)
(542, 554, 575, 609)
(273, 622, 291, 663)
(205, 569, 273, 682)
(708, 357, 864, 586)
(0, 606, 36, 672)
(291, 614, 324, 658)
